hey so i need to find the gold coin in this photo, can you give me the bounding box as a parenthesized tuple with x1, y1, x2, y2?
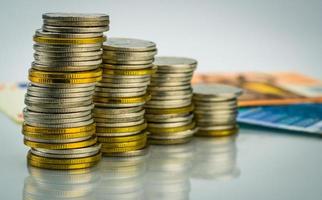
(98, 132, 147, 143)
(101, 143, 146, 153)
(195, 127, 238, 137)
(93, 94, 150, 104)
(28, 151, 101, 164)
(22, 129, 95, 140)
(102, 67, 156, 76)
(24, 137, 97, 149)
(22, 123, 95, 134)
(101, 138, 146, 148)
(96, 122, 147, 133)
(29, 76, 101, 84)
(28, 159, 99, 169)
(145, 104, 194, 114)
(29, 68, 102, 79)
(147, 122, 195, 133)
(33, 36, 106, 44)
(148, 137, 192, 145)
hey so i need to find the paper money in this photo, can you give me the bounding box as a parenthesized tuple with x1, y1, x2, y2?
(192, 72, 322, 107)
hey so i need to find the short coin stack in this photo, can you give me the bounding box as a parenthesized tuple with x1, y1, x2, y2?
(192, 84, 242, 137)
(145, 57, 197, 144)
(93, 38, 157, 156)
(22, 13, 109, 169)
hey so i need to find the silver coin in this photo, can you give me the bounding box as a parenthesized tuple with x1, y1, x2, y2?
(34, 54, 102, 62)
(147, 85, 191, 92)
(27, 90, 94, 98)
(149, 89, 192, 97)
(193, 99, 238, 107)
(43, 25, 109, 33)
(25, 114, 92, 124)
(193, 84, 243, 100)
(35, 29, 103, 39)
(95, 86, 146, 93)
(25, 94, 92, 104)
(151, 76, 192, 83)
(94, 106, 143, 115)
(147, 119, 192, 128)
(34, 50, 103, 57)
(95, 115, 144, 123)
(194, 108, 238, 115)
(23, 108, 91, 119)
(198, 124, 237, 131)
(102, 146, 149, 157)
(149, 80, 191, 87)
(150, 93, 192, 101)
(196, 120, 237, 127)
(96, 130, 142, 137)
(94, 90, 146, 98)
(30, 149, 99, 159)
(103, 54, 155, 61)
(24, 135, 92, 143)
(102, 63, 152, 70)
(156, 68, 195, 73)
(34, 143, 101, 155)
(154, 56, 197, 69)
(34, 59, 102, 67)
(149, 129, 196, 140)
(103, 37, 156, 52)
(30, 81, 97, 88)
(96, 119, 145, 128)
(101, 75, 150, 82)
(94, 102, 146, 108)
(103, 50, 157, 58)
(31, 63, 100, 72)
(145, 99, 192, 108)
(94, 109, 144, 119)
(43, 13, 109, 21)
(28, 83, 95, 93)
(152, 72, 193, 78)
(97, 81, 150, 88)
(103, 58, 153, 65)
(25, 119, 94, 128)
(33, 43, 102, 52)
(25, 100, 93, 109)
(146, 113, 193, 123)
(27, 104, 94, 113)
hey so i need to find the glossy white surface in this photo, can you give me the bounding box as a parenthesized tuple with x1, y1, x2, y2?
(1, 113, 322, 199)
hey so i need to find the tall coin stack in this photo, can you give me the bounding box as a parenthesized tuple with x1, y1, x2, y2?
(22, 13, 109, 169)
(192, 84, 242, 137)
(145, 57, 197, 145)
(93, 38, 157, 156)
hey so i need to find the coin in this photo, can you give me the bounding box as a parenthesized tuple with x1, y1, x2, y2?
(102, 146, 149, 157)
(28, 160, 99, 169)
(103, 38, 156, 52)
(43, 25, 109, 33)
(43, 13, 109, 21)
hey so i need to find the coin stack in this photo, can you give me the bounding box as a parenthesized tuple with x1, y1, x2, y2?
(22, 13, 109, 169)
(145, 57, 197, 145)
(192, 84, 242, 137)
(93, 38, 157, 156)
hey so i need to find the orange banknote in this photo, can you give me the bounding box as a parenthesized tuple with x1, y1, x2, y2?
(192, 72, 322, 107)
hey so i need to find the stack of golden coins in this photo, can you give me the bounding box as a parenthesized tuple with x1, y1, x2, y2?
(23, 166, 99, 199)
(22, 13, 109, 169)
(192, 84, 243, 137)
(145, 57, 197, 145)
(93, 38, 157, 156)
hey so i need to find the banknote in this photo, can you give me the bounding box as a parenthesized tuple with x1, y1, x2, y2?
(238, 104, 322, 134)
(192, 72, 322, 107)
(0, 82, 27, 123)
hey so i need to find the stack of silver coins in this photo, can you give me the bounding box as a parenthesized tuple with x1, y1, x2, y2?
(191, 137, 240, 180)
(93, 38, 157, 156)
(144, 144, 194, 199)
(192, 84, 242, 137)
(22, 13, 109, 169)
(145, 57, 197, 145)
(96, 156, 148, 199)
(23, 166, 99, 199)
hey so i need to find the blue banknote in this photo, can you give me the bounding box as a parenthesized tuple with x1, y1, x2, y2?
(238, 104, 322, 134)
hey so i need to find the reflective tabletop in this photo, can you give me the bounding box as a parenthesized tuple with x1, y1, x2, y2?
(1, 113, 322, 200)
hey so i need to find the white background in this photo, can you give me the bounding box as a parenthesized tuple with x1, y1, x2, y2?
(0, 0, 321, 81)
